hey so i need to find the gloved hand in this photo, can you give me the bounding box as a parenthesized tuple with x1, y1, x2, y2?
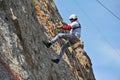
(62, 20, 67, 25)
(56, 26, 62, 29)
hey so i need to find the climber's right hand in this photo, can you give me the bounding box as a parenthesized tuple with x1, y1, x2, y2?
(56, 26, 62, 29)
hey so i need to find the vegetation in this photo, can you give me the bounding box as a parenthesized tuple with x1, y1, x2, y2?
(32, 0, 38, 5)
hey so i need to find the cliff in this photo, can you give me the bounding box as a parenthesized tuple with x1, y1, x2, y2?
(0, 0, 95, 80)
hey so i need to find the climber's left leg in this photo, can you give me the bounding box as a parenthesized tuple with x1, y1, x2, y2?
(51, 42, 70, 64)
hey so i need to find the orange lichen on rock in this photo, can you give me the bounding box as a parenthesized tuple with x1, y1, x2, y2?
(35, 5, 46, 20)
(35, 4, 55, 36)
(45, 20, 55, 36)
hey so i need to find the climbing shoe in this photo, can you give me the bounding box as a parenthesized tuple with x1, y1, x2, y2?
(51, 59, 60, 64)
(42, 40, 52, 48)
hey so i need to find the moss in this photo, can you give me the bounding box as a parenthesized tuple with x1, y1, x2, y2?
(32, 0, 38, 5)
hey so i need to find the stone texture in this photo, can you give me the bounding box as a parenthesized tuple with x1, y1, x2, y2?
(0, 0, 95, 80)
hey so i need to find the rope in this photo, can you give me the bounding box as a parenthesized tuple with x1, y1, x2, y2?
(68, 40, 87, 80)
(74, 0, 120, 57)
(0, 17, 32, 80)
(96, 0, 120, 21)
(0, 57, 20, 80)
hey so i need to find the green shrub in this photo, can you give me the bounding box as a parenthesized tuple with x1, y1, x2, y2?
(32, 0, 38, 5)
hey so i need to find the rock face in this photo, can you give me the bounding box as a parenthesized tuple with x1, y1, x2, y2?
(0, 0, 95, 80)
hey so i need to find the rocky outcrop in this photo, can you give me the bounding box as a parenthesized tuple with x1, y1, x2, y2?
(0, 0, 95, 80)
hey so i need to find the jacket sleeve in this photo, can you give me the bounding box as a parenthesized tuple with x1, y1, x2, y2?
(61, 25, 72, 30)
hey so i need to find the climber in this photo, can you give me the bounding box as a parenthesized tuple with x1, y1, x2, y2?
(42, 14, 81, 64)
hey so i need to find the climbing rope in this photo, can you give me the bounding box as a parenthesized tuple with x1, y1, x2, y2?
(68, 40, 87, 80)
(0, 17, 32, 80)
(0, 57, 20, 80)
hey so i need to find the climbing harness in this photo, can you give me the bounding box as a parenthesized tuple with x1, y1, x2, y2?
(0, 17, 32, 80)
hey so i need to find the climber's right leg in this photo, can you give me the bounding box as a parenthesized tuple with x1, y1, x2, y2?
(50, 33, 69, 43)
(43, 33, 69, 48)
(42, 41, 52, 48)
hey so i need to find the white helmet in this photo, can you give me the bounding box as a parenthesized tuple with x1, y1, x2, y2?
(69, 14, 78, 20)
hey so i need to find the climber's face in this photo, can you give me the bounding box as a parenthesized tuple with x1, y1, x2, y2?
(69, 19, 74, 22)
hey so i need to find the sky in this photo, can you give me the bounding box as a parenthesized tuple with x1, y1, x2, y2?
(53, 0, 120, 80)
